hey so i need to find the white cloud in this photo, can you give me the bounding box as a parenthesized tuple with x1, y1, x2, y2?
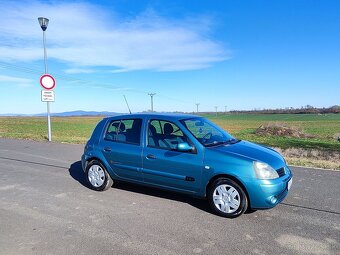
(64, 68, 97, 74)
(0, 1, 229, 72)
(0, 74, 34, 87)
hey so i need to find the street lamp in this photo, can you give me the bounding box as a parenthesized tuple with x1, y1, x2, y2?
(38, 17, 49, 31)
(38, 17, 52, 142)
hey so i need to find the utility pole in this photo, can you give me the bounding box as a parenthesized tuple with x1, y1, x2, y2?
(195, 103, 200, 113)
(148, 93, 156, 112)
(215, 106, 218, 116)
(224, 105, 227, 114)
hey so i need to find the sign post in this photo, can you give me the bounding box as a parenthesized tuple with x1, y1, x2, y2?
(38, 17, 54, 142)
(40, 74, 56, 141)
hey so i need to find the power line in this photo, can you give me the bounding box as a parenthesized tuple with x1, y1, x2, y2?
(0, 62, 134, 91)
(0, 62, 222, 112)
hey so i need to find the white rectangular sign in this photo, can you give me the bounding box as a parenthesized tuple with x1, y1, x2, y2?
(41, 90, 55, 102)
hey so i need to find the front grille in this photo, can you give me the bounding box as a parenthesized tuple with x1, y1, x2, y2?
(276, 167, 285, 177)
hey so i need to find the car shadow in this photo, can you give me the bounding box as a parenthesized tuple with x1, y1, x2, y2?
(69, 161, 90, 188)
(113, 181, 211, 214)
(68, 161, 211, 214)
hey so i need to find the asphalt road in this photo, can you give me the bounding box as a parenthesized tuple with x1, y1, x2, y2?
(0, 138, 339, 255)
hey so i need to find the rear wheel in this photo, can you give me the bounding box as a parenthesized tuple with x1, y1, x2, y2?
(86, 160, 113, 191)
(208, 178, 248, 218)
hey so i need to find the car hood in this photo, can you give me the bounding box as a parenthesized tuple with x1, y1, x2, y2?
(210, 140, 285, 170)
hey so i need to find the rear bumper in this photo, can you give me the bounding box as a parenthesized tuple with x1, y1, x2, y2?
(81, 154, 87, 173)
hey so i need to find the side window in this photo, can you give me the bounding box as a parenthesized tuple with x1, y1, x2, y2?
(148, 119, 191, 151)
(105, 118, 142, 145)
(105, 120, 121, 141)
(160, 121, 184, 137)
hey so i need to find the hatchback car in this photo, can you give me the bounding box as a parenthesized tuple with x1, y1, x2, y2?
(82, 113, 293, 218)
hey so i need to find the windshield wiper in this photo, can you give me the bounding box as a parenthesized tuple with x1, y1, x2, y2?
(227, 138, 240, 144)
(205, 138, 240, 147)
(205, 140, 229, 147)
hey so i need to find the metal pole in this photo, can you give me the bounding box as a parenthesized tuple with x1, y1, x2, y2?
(43, 30, 48, 74)
(196, 103, 200, 113)
(43, 30, 52, 142)
(215, 106, 218, 116)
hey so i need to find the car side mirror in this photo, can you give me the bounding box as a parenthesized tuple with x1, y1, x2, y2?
(177, 142, 193, 152)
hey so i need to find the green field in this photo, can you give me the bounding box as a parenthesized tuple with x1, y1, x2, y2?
(202, 113, 340, 151)
(0, 113, 339, 151)
(1, 113, 339, 169)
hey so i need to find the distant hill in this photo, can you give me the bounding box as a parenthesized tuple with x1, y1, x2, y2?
(0, 111, 121, 117)
(37, 110, 121, 117)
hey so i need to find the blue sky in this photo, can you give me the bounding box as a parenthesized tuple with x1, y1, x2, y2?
(0, 0, 339, 114)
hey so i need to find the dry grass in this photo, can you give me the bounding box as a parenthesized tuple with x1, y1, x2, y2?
(274, 147, 340, 170)
(255, 122, 314, 138)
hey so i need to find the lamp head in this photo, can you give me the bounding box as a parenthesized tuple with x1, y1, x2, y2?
(38, 17, 49, 31)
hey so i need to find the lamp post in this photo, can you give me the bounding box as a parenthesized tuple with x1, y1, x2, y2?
(148, 93, 156, 112)
(38, 17, 52, 142)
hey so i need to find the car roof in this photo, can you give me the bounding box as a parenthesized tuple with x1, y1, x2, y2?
(104, 112, 200, 121)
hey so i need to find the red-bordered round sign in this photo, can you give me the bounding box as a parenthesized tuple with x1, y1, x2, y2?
(40, 74, 56, 90)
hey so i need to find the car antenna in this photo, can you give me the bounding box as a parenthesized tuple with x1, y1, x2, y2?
(123, 95, 132, 114)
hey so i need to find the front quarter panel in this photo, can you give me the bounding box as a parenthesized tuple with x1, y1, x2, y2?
(200, 148, 255, 196)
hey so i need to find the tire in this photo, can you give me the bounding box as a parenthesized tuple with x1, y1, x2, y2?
(85, 160, 113, 191)
(208, 178, 248, 218)
(245, 208, 257, 214)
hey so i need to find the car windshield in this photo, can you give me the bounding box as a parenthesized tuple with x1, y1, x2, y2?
(180, 117, 239, 147)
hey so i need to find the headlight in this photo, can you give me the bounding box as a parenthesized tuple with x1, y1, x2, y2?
(253, 161, 279, 179)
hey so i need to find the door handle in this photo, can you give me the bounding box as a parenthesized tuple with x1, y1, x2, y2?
(103, 147, 111, 152)
(146, 154, 156, 159)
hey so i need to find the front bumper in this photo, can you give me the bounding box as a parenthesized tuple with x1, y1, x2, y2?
(246, 167, 293, 209)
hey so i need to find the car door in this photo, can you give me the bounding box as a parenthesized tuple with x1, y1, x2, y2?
(100, 118, 143, 182)
(142, 119, 203, 193)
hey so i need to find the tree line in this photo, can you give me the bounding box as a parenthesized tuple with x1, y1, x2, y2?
(227, 105, 340, 114)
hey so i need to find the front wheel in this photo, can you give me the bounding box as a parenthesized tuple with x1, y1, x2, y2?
(86, 160, 113, 191)
(208, 178, 248, 218)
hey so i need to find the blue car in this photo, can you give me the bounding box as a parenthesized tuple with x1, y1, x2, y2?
(82, 113, 293, 218)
